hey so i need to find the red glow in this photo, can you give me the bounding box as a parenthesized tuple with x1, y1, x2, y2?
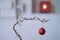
(40, 1, 51, 13)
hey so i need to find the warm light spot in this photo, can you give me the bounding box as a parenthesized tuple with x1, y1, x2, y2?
(43, 4, 47, 10)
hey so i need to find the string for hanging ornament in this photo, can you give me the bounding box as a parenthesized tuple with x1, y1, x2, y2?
(39, 18, 51, 35)
(39, 23, 46, 35)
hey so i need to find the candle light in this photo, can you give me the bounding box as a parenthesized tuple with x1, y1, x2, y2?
(43, 4, 47, 10)
(40, 1, 51, 13)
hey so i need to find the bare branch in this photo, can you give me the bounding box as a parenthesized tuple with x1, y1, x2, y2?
(13, 21, 22, 40)
(13, 8, 51, 40)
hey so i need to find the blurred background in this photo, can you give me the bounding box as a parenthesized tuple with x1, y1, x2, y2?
(0, 0, 60, 40)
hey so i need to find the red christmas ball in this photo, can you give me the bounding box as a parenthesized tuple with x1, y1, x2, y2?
(38, 27, 46, 35)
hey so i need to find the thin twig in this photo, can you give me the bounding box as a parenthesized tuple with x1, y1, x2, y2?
(13, 21, 22, 40)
